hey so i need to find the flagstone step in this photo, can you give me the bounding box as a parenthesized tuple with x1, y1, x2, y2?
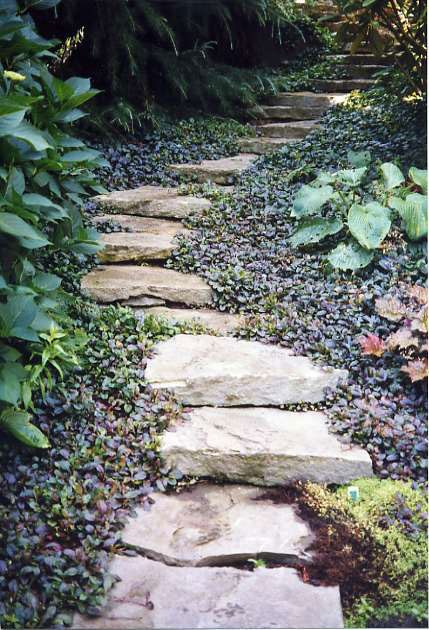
(326, 53, 392, 65)
(81, 266, 212, 306)
(338, 64, 388, 79)
(122, 484, 314, 565)
(162, 407, 373, 485)
(268, 91, 348, 108)
(93, 214, 184, 233)
(313, 78, 376, 92)
(145, 334, 347, 406)
(93, 186, 210, 218)
(237, 136, 297, 154)
(72, 556, 344, 629)
(261, 105, 330, 121)
(169, 154, 257, 184)
(136, 306, 244, 334)
(256, 120, 319, 139)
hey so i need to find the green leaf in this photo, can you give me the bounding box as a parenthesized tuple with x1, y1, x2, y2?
(328, 240, 374, 270)
(61, 148, 100, 162)
(288, 217, 343, 248)
(348, 202, 391, 250)
(390, 193, 427, 241)
(12, 122, 52, 150)
(335, 167, 367, 187)
(0, 362, 27, 405)
(292, 185, 333, 217)
(347, 150, 371, 168)
(409, 167, 427, 194)
(0, 409, 50, 448)
(32, 271, 61, 292)
(0, 295, 38, 337)
(381, 162, 405, 190)
(0, 212, 51, 248)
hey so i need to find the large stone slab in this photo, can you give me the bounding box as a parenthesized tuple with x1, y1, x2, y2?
(92, 214, 185, 234)
(261, 104, 330, 121)
(266, 91, 347, 107)
(137, 306, 244, 334)
(256, 120, 319, 139)
(238, 136, 297, 154)
(313, 78, 376, 92)
(123, 484, 313, 564)
(93, 186, 210, 219)
(169, 154, 257, 184)
(327, 53, 391, 65)
(72, 556, 344, 629)
(341, 64, 388, 79)
(145, 334, 347, 405)
(81, 266, 212, 306)
(163, 407, 373, 485)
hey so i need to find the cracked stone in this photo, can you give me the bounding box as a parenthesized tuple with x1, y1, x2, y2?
(135, 307, 244, 334)
(169, 154, 257, 184)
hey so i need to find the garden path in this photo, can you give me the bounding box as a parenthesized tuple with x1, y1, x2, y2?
(76, 53, 389, 629)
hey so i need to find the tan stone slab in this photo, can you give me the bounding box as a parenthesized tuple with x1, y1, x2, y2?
(169, 154, 257, 184)
(256, 120, 320, 139)
(98, 232, 182, 263)
(261, 105, 330, 121)
(266, 91, 348, 107)
(136, 306, 243, 333)
(238, 136, 297, 154)
(72, 556, 344, 629)
(163, 407, 373, 485)
(123, 483, 313, 563)
(313, 78, 376, 92)
(145, 334, 347, 405)
(93, 215, 185, 235)
(81, 266, 212, 306)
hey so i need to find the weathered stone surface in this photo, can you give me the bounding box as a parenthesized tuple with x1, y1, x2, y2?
(237, 136, 296, 154)
(81, 266, 212, 306)
(72, 556, 344, 629)
(162, 407, 373, 485)
(123, 296, 165, 307)
(145, 334, 347, 405)
(136, 306, 244, 334)
(93, 215, 186, 235)
(341, 64, 388, 79)
(313, 78, 376, 92)
(267, 91, 348, 107)
(98, 230, 187, 263)
(93, 186, 210, 219)
(123, 484, 313, 563)
(327, 53, 391, 65)
(169, 154, 257, 184)
(256, 120, 319, 139)
(261, 104, 330, 121)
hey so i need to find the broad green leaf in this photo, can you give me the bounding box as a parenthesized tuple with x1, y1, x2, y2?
(381, 162, 405, 189)
(335, 167, 367, 187)
(347, 150, 371, 168)
(0, 362, 27, 405)
(32, 271, 61, 292)
(288, 217, 343, 248)
(292, 185, 333, 217)
(0, 295, 37, 334)
(328, 240, 374, 270)
(61, 148, 100, 162)
(348, 202, 391, 250)
(390, 193, 427, 241)
(409, 167, 427, 194)
(0, 409, 50, 448)
(0, 212, 50, 248)
(12, 122, 52, 150)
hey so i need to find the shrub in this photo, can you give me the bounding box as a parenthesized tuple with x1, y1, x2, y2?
(0, 0, 103, 446)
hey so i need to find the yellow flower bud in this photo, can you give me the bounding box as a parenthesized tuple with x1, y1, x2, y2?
(4, 70, 26, 82)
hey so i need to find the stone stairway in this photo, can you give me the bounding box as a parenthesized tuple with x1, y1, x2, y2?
(76, 52, 380, 629)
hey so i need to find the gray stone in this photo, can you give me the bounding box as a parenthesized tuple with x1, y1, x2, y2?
(136, 306, 244, 333)
(312, 78, 376, 92)
(266, 91, 348, 107)
(162, 407, 374, 485)
(169, 154, 257, 184)
(145, 334, 347, 405)
(341, 64, 388, 79)
(123, 296, 165, 307)
(93, 186, 210, 219)
(98, 230, 187, 263)
(261, 104, 330, 121)
(93, 215, 186, 235)
(256, 120, 319, 139)
(122, 484, 313, 564)
(72, 556, 344, 629)
(237, 136, 297, 154)
(81, 266, 212, 306)
(326, 53, 391, 65)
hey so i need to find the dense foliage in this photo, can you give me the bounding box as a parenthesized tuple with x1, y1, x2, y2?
(0, 1, 104, 446)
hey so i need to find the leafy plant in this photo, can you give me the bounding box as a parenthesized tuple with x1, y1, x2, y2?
(0, 0, 104, 446)
(288, 152, 427, 270)
(359, 283, 428, 383)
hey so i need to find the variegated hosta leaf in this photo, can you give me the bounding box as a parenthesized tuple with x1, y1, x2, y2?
(327, 240, 374, 270)
(390, 193, 427, 241)
(359, 333, 386, 356)
(401, 358, 428, 382)
(347, 202, 391, 250)
(380, 162, 405, 189)
(386, 328, 419, 351)
(334, 167, 367, 187)
(288, 217, 343, 248)
(375, 296, 407, 321)
(409, 167, 427, 194)
(291, 184, 334, 218)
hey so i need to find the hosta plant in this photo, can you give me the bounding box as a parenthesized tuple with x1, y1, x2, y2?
(288, 151, 427, 270)
(359, 284, 428, 383)
(0, 0, 104, 447)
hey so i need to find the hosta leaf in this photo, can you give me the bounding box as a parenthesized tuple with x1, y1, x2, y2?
(0, 409, 50, 448)
(291, 184, 333, 217)
(335, 167, 367, 186)
(390, 193, 427, 241)
(0, 362, 27, 405)
(0, 212, 50, 248)
(381, 162, 405, 189)
(288, 217, 343, 247)
(32, 271, 61, 292)
(348, 202, 391, 250)
(409, 167, 427, 193)
(348, 150, 371, 168)
(328, 240, 374, 270)
(11, 122, 52, 150)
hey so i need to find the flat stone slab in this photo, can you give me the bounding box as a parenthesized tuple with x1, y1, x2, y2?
(163, 407, 373, 485)
(123, 484, 313, 564)
(93, 215, 185, 234)
(145, 334, 347, 405)
(313, 78, 376, 92)
(238, 136, 296, 154)
(266, 91, 348, 107)
(256, 120, 319, 139)
(93, 186, 210, 218)
(169, 154, 257, 184)
(72, 556, 344, 629)
(136, 306, 244, 334)
(81, 266, 212, 306)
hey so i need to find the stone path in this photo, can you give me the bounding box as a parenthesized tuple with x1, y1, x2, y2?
(76, 42, 387, 630)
